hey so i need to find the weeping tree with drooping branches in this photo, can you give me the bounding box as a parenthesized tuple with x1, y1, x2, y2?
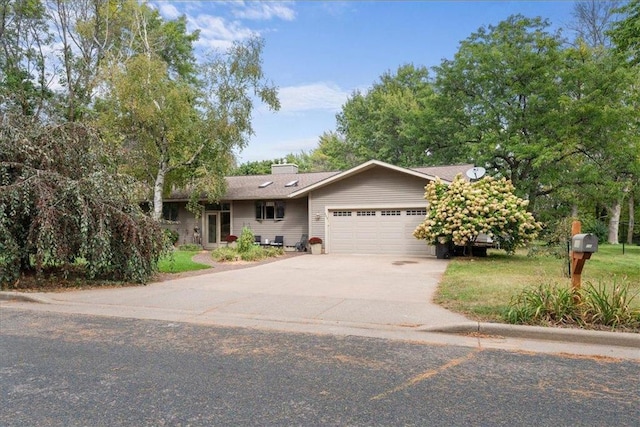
(0, 118, 169, 288)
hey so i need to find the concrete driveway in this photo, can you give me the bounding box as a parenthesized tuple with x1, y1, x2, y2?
(3, 254, 469, 333)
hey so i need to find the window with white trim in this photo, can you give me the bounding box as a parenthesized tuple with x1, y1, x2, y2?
(357, 210, 376, 216)
(381, 210, 401, 216)
(332, 211, 352, 217)
(256, 200, 285, 220)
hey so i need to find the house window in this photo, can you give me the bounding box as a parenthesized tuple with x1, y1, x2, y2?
(406, 209, 427, 216)
(221, 211, 231, 240)
(381, 210, 401, 216)
(162, 203, 179, 221)
(357, 210, 376, 216)
(256, 201, 285, 220)
(332, 211, 352, 217)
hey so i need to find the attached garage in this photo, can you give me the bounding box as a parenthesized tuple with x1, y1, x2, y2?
(327, 208, 434, 256)
(287, 160, 471, 257)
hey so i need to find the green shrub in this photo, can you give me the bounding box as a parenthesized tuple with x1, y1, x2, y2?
(237, 227, 255, 253)
(212, 247, 239, 262)
(164, 229, 179, 246)
(239, 245, 267, 261)
(582, 219, 608, 244)
(178, 243, 202, 251)
(262, 246, 284, 258)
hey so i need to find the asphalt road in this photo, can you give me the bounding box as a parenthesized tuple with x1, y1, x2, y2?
(1, 309, 638, 426)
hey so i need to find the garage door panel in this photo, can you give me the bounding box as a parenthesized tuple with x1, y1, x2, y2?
(329, 209, 434, 255)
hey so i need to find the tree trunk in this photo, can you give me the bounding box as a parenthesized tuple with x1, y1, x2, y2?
(152, 164, 167, 221)
(607, 199, 621, 244)
(571, 205, 578, 217)
(628, 194, 635, 244)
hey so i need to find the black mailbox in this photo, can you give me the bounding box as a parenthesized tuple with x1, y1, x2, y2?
(572, 233, 598, 253)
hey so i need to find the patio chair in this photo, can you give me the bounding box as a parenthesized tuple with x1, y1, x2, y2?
(271, 235, 284, 247)
(295, 234, 308, 252)
(254, 235, 261, 245)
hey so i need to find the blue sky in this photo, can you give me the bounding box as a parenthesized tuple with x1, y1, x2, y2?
(152, 1, 579, 164)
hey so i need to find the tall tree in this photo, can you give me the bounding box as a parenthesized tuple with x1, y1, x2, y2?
(432, 16, 566, 209)
(0, 0, 53, 119)
(608, 0, 640, 65)
(336, 64, 435, 167)
(307, 131, 359, 171)
(550, 42, 639, 243)
(570, 0, 621, 48)
(47, 0, 200, 122)
(99, 36, 279, 220)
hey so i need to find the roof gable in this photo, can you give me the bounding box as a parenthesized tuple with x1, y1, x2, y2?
(287, 160, 472, 198)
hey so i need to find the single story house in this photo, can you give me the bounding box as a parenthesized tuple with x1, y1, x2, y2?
(162, 159, 472, 256)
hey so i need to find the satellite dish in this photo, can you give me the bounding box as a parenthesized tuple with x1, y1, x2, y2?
(465, 167, 486, 180)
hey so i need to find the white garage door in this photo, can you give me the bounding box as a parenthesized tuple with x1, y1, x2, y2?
(328, 208, 435, 256)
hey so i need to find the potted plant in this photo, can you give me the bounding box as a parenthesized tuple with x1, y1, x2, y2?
(308, 237, 322, 255)
(226, 234, 238, 248)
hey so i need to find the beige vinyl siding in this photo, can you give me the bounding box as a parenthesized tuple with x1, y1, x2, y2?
(232, 198, 308, 248)
(309, 168, 429, 246)
(162, 203, 201, 245)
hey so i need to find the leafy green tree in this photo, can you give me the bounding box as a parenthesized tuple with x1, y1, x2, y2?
(97, 10, 279, 219)
(0, 118, 167, 287)
(608, 0, 640, 65)
(554, 43, 639, 243)
(306, 131, 358, 171)
(233, 159, 274, 175)
(432, 16, 566, 210)
(45, 0, 200, 122)
(413, 175, 541, 254)
(0, 0, 53, 118)
(336, 64, 435, 167)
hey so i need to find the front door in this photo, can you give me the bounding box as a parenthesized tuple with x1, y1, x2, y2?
(206, 213, 218, 247)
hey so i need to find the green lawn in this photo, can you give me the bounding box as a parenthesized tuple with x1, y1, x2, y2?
(158, 250, 212, 273)
(436, 244, 640, 322)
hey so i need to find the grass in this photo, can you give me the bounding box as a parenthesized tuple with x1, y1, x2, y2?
(436, 243, 640, 323)
(158, 250, 212, 273)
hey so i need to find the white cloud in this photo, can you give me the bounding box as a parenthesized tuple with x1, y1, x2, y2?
(190, 14, 257, 51)
(231, 1, 296, 21)
(151, 2, 296, 53)
(158, 3, 181, 20)
(278, 82, 350, 113)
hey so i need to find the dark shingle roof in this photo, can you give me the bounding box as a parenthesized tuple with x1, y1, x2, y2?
(165, 161, 473, 201)
(224, 171, 339, 200)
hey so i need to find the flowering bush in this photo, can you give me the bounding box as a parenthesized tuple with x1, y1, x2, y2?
(413, 174, 541, 254)
(225, 235, 238, 243)
(308, 237, 323, 245)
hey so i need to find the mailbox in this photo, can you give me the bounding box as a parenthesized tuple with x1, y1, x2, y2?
(572, 233, 598, 253)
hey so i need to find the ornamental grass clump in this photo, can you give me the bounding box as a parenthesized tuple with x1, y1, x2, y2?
(413, 174, 541, 254)
(505, 279, 640, 330)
